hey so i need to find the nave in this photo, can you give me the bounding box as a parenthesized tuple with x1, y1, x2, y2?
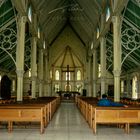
(0, 102, 140, 140)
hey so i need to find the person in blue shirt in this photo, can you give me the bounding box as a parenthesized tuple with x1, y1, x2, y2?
(97, 94, 128, 107)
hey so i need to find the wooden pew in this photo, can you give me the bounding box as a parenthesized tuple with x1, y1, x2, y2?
(0, 105, 45, 133)
(76, 97, 140, 134)
(92, 106, 140, 134)
(36, 97, 61, 121)
(0, 97, 61, 133)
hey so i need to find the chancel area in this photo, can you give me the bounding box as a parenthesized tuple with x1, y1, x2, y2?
(0, 0, 140, 139)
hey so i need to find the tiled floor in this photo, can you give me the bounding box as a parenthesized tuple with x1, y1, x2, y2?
(0, 102, 140, 140)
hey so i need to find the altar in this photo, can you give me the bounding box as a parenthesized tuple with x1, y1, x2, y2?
(57, 91, 80, 101)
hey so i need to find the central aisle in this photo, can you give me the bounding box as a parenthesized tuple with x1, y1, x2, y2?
(45, 102, 140, 140)
(45, 102, 95, 140)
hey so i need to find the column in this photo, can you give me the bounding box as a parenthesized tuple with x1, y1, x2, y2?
(93, 49, 98, 97)
(83, 63, 88, 95)
(16, 16, 26, 101)
(16, 70, 24, 101)
(88, 56, 92, 96)
(31, 36, 37, 98)
(44, 54, 48, 96)
(91, 57, 93, 96)
(73, 70, 76, 91)
(60, 69, 63, 94)
(100, 37, 106, 96)
(38, 49, 44, 97)
(112, 16, 122, 102)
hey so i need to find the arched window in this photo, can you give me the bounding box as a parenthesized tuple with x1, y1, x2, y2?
(97, 27, 100, 39)
(12, 79, 16, 92)
(76, 84, 82, 92)
(28, 5, 32, 22)
(66, 72, 70, 81)
(0, 75, 1, 81)
(121, 80, 124, 93)
(65, 84, 71, 91)
(77, 70, 81, 80)
(43, 41, 46, 49)
(38, 27, 40, 39)
(98, 64, 101, 77)
(106, 7, 110, 21)
(29, 68, 31, 77)
(50, 70, 52, 79)
(91, 42, 93, 50)
(132, 76, 138, 99)
(55, 70, 59, 80)
(54, 84, 59, 92)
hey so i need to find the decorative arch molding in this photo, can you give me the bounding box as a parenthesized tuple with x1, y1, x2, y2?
(121, 28, 140, 66)
(0, 27, 17, 68)
(131, 72, 140, 81)
(0, 47, 16, 67)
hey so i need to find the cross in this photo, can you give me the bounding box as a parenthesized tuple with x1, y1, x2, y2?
(62, 65, 74, 92)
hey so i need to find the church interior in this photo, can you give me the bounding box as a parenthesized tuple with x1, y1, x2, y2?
(0, 0, 140, 139)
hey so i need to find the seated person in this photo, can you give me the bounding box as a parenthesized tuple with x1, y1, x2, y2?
(97, 94, 128, 107)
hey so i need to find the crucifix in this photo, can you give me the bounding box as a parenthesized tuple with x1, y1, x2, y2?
(62, 65, 74, 92)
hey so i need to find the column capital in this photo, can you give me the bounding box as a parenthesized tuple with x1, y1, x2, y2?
(92, 49, 96, 57)
(112, 16, 116, 23)
(31, 35, 37, 39)
(38, 79, 44, 83)
(17, 15, 27, 23)
(31, 76, 37, 81)
(100, 35, 106, 40)
(112, 15, 122, 22)
(16, 70, 24, 77)
(100, 76, 106, 80)
(44, 80, 48, 84)
(113, 70, 121, 76)
(22, 16, 27, 23)
(93, 79, 97, 82)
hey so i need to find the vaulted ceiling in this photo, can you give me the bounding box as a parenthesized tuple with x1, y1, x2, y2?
(31, 0, 101, 46)
(0, 0, 140, 75)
